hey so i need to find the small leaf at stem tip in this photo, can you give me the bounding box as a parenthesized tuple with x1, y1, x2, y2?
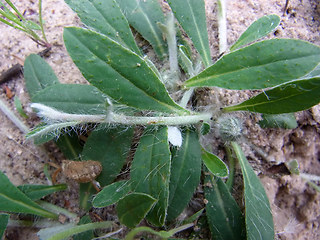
(202, 149, 229, 178)
(230, 14, 280, 51)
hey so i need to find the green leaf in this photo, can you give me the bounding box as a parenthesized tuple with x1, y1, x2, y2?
(259, 113, 298, 129)
(185, 39, 320, 89)
(14, 96, 28, 119)
(32, 84, 108, 115)
(24, 20, 41, 30)
(224, 77, 320, 114)
(93, 180, 131, 208)
(73, 215, 94, 240)
(0, 171, 57, 219)
(168, 0, 211, 67)
(230, 15, 280, 51)
(18, 184, 67, 201)
(37, 221, 112, 240)
(303, 63, 320, 78)
(64, 27, 186, 114)
(204, 177, 245, 240)
(65, 0, 141, 55)
(82, 126, 134, 186)
(231, 142, 274, 240)
(167, 129, 202, 222)
(202, 149, 229, 178)
(24, 54, 59, 99)
(0, 213, 9, 239)
(116, 192, 157, 229)
(130, 127, 171, 226)
(115, 0, 167, 58)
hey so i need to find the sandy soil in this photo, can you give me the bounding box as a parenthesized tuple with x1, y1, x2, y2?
(0, 0, 319, 239)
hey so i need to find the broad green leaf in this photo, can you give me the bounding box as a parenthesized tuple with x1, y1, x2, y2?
(185, 39, 320, 89)
(24, 54, 59, 99)
(224, 77, 320, 114)
(259, 113, 298, 129)
(37, 221, 112, 240)
(130, 127, 171, 226)
(116, 192, 157, 228)
(202, 149, 229, 178)
(115, 0, 167, 58)
(65, 0, 141, 55)
(18, 184, 67, 201)
(230, 15, 280, 51)
(64, 27, 186, 114)
(32, 84, 108, 115)
(168, 0, 211, 67)
(205, 177, 245, 240)
(0, 213, 9, 239)
(0, 171, 57, 219)
(231, 142, 274, 240)
(167, 129, 201, 222)
(82, 126, 134, 186)
(93, 180, 131, 207)
(73, 216, 94, 240)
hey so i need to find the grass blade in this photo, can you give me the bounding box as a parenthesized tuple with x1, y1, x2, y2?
(18, 184, 67, 201)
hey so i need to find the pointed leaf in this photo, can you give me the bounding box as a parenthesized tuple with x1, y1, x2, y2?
(79, 182, 96, 211)
(230, 15, 280, 51)
(64, 27, 186, 114)
(224, 77, 320, 114)
(0, 171, 57, 219)
(65, 0, 140, 55)
(18, 184, 67, 201)
(116, 193, 157, 228)
(24, 54, 59, 99)
(202, 149, 229, 178)
(115, 0, 167, 58)
(82, 126, 134, 186)
(93, 180, 131, 207)
(130, 127, 171, 226)
(185, 39, 320, 89)
(167, 129, 202, 222)
(231, 142, 274, 240)
(204, 177, 245, 240)
(258, 113, 297, 129)
(32, 84, 108, 115)
(168, 0, 211, 67)
(0, 214, 9, 239)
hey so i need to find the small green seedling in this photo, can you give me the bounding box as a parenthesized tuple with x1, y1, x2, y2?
(1, 0, 320, 239)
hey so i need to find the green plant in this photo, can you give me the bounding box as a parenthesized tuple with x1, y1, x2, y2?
(1, 0, 320, 239)
(0, 0, 49, 46)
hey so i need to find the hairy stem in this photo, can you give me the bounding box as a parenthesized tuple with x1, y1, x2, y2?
(217, 0, 227, 54)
